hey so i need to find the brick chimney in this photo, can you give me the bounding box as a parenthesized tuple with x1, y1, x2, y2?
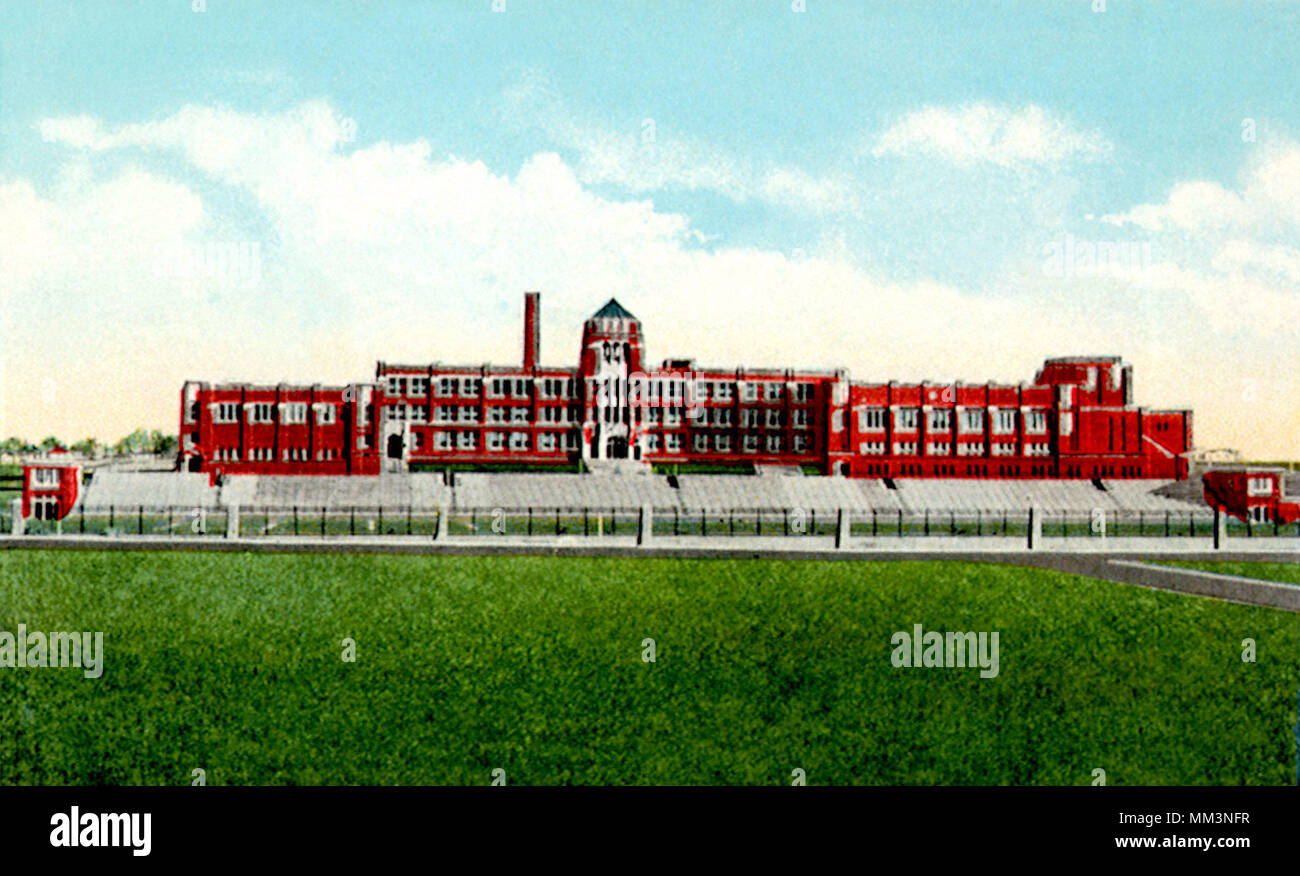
(523, 291, 540, 371)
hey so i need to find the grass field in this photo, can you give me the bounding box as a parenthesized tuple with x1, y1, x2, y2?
(0, 550, 1295, 786)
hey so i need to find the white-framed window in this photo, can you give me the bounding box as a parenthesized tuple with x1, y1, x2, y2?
(509, 432, 529, 452)
(714, 382, 734, 402)
(992, 408, 1016, 435)
(457, 431, 477, 451)
(926, 441, 951, 456)
(766, 435, 782, 453)
(858, 441, 886, 455)
(1025, 410, 1047, 434)
(30, 468, 59, 489)
(959, 408, 984, 433)
(487, 432, 505, 452)
(742, 434, 758, 453)
(437, 377, 457, 397)
(693, 434, 708, 453)
(665, 434, 682, 454)
(763, 382, 783, 402)
(715, 408, 734, 427)
(1247, 476, 1273, 496)
(664, 408, 682, 428)
(510, 406, 529, 423)
(894, 408, 918, 431)
(433, 431, 451, 451)
(315, 404, 337, 425)
(741, 409, 759, 428)
(385, 376, 402, 396)
(958, 442, 985, 456)
(858, 408, 886, 431)
(741, 382, 758, 402)
(715, 434, 731, 452)
(793, 435, 809, 454)
(460, 406, 479, 423)
(386, 404, 408, 421)
(645, 433, 661, 452)
(792, 409, 811, 429)
(212, 402, 240, 423)
(409, 377, 428, 397)
(991, 442, 1015, 456)
(793, 383, 815, 403)
(280, 402, 308, 424)
(893, 441, 918, 456)
(248, 402, 275, 423)
(765, 410, 784, 429)
(927, 408, 950, 431)
(1025, 442, 1051, 457)
(538, 433, 557, 452)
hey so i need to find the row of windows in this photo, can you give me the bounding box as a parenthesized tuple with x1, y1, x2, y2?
(857, 441, 1053, 457)
(210, 402, 338, 426)
(857, 407, 1047, 435)
(644, 433, 812, 455)
(210, 447, 342, 463)
(395, 405, 579, 425)
(391, 376, 577, 400)
(428, 431, 580, 453)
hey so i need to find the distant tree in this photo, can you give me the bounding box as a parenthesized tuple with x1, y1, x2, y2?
(1, 437, 26, 456)
(70, 437, 100, 458)
(40, 436, 62, 452)
(151, 432, 177, 455)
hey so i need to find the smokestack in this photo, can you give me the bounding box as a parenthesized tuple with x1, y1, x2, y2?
(523, 291, 540, 371)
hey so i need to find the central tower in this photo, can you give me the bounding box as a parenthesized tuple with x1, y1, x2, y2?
(578, 298, 645, 461)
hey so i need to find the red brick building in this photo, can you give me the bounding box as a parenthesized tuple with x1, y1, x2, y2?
(179, 293, 1193, 482)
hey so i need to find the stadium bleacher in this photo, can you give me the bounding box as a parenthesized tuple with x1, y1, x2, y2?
(70, 470, 1209, 515)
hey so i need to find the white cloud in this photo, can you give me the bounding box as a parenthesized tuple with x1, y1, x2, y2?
(1102, 142, 1300, 233)
(870, 103, 1112, 168)
(500, 74, 859, 215)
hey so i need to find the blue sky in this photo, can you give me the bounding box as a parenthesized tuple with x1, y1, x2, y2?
(2, 1, 1298, 455)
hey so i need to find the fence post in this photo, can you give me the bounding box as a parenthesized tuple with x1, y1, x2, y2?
(138, 505, 143, 535)
(226, 503, 240, 539)
(321, 506, 327, 537)
(437, 504, 449, 540)
(1027, 507, 1040, 550)
(638, 504, 653, 546)
(293, 505, 299, 536)
(1213, 508, 1225, 550)
(835, 508, 849, 549)
(898, 508, 903, 538)
(9, 498, 22, 536)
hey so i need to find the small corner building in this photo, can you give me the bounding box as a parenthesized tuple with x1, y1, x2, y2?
(21, 452, 81, 520)
(1202, 468, 1300, 525)
(175, 292, 1194, 484)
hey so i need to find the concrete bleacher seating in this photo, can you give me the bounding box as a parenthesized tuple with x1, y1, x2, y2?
(675, 474, 877, 512)
(76, 472, 221, 509)
(220, 475, 452, 510)
(451, 473, 678, 510)
(70, 469, 1210, 516)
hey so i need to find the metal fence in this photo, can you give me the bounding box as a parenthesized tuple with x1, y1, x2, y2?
(10, 504, 1300, 541)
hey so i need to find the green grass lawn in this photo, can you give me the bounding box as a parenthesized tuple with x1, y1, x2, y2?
(1152, 561, 1300, 587)
(0, 551, 1294, 786)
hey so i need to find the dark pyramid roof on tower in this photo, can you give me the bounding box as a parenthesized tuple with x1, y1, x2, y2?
(592, 298, 637, 320)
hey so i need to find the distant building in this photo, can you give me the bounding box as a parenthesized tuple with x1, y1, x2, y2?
(178, 292, 1192, 481)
